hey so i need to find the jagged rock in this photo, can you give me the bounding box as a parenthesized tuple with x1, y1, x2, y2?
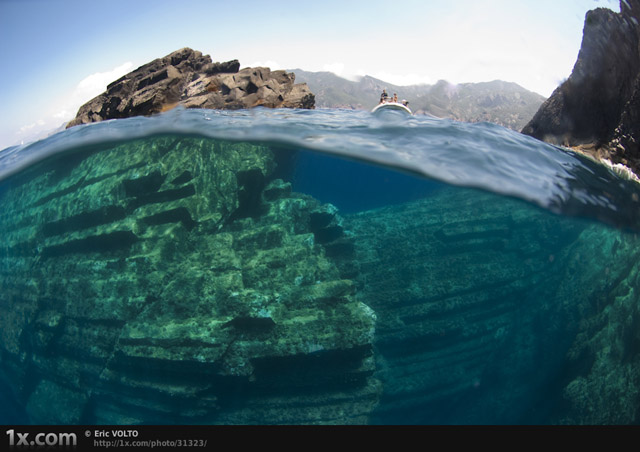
(204, 59, 241, 75)
(66, 48, 315, 128)
(0, 136, 377, 424)
(522, 0, 640, 173)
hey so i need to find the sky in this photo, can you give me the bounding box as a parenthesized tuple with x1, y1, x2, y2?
(0, 0, 620, 150)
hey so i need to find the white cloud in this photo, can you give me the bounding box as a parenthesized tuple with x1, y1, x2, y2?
(52, 62, 134, 120)
(3, 62, 136, 149)
(322, 62, 345, 76)
(18, 120, 45, 134)
(75, 62, 134, 99)
(371, 72, 433, 87)
(53, 109, 70, 119)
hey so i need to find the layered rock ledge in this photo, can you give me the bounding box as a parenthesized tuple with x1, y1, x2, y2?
(0, 137, 376, 424)
(341, 186, 640, 425)
(66, 48, 315, 128)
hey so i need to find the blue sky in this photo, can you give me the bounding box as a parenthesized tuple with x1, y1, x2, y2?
(0, 0, 619, 149)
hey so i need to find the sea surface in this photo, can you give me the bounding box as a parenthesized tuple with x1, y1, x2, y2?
(1, 107, 639, 425)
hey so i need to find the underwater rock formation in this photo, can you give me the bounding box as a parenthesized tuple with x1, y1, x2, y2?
(66, 48, 315, 128)
(0, 137, 377, 424)
(558, 226, 640, 424)
(1, 134, 639, 424)
(345, 191, 585, 423)
(522, 0, 640, 174)
(345, 189, 640, 424)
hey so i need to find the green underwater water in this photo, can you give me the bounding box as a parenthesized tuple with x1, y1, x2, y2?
(0, 119, 639, 424)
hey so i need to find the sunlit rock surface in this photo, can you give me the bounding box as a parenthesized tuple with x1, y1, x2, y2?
(66, 48, 315, 128)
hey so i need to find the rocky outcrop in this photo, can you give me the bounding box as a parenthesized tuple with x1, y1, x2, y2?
(0, 137, 376, 424)
(66, 48, 315, 128)
(522, 1, 640, 173)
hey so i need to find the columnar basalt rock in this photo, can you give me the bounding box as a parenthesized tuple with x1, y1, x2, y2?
(66, 48, 315, 128)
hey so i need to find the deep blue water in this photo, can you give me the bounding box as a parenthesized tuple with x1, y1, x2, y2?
(1, 107, 639, 425)
(291, 149, 441, 213)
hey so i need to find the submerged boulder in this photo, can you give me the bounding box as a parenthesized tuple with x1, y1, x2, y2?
(66, 48, 315, 128)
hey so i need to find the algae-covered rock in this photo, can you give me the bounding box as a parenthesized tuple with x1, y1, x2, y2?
(556, 226, 640, 424)
(0, 136, 378, 424)
(343, 187, 640, 424)
(345, 189, 587, 424)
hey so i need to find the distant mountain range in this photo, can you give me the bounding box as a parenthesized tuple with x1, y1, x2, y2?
(291, 70, 546, 131)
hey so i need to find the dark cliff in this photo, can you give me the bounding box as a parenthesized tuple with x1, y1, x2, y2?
(67, 48, 315, 128)
(522, 1, 640, 173)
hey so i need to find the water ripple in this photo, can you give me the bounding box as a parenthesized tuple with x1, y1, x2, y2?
(1, 107, 639, 230)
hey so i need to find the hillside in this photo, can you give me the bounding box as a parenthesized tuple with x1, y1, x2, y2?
(292, 70, 546, 131)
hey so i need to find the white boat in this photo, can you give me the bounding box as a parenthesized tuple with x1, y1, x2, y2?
(371, 101, 412, 115)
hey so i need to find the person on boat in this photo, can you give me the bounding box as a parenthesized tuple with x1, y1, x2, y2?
(393, 93, 398, 103)
(402, 99, 409, 107)
(380, 89, 389, 104)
